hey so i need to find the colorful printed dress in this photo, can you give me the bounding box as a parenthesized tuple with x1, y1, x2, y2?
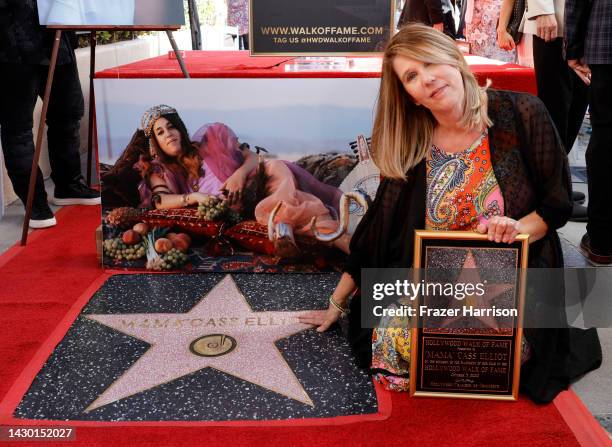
(371, 131, 507, 391)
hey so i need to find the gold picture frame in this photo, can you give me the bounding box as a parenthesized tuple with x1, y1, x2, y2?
(409, 230, 529, 401)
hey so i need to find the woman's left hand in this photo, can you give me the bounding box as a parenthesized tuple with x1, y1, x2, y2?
(221, 172, 247, 205)
(476, 216, 522, 244)
(298, 306, 343, 332)
(497, 29, 516, 51)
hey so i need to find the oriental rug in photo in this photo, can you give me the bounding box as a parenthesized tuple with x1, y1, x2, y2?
(6, 274, 386, 423)
(410, 231, 528, 401)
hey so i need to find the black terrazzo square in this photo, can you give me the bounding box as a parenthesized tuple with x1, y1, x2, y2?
(14, 274, 379, 422)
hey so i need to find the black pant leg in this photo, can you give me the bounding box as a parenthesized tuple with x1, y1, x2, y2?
(585, 65, 612, 251)
(0, 63, 49, 208)
(44, 61, 84, 187)
(457, 0, 466, 38)
(239, 34, 249, 51)
(566, 71, 589, 152)
(443, 11, 457, 39)
(532, 37, 588, 153)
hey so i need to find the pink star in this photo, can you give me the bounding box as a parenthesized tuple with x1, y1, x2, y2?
(84, 275, 315, 412)
(439, 250, 514, 331)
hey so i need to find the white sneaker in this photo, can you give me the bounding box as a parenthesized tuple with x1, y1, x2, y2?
(29, 205, 57, 229)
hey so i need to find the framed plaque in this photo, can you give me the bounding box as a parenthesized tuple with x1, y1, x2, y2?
(410, 231, 528, 401)
(249, 0, 395, 56)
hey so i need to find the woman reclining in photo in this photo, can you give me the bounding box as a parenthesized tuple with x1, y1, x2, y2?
(133, 105, 351, 256)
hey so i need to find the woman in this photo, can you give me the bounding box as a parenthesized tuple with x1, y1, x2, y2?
(137, 105, 345, 256)
(299, 24, 601, 403)
(137, 105, 256, 210)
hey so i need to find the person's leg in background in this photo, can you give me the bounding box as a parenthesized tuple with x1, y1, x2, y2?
(532, 35, 589, 218)
(45, 61, 100, 205)
(457, 0, 467, 38)
(533, 37, 572, 149)
(566, 70, 589, 154)
(239, 34, 249, 51)
(441, 0, 457, 38)
(0, 63, 56, 228)
(443, 10, 457, 38)
(581, 64, 612, 263)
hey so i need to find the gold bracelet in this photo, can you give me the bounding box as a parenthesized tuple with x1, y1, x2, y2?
(329, 295, 349, 315)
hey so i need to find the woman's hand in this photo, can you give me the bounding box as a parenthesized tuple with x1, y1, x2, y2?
(298, 305, 343, 332)
(301, 273, 355, 332)
(497, 29, 516, 51)
(535, 14, 558, 42)
(221, 171, 247, 205)
(476, 216, 522, 243)
(568, 59, 591, 85)
(497, 0, 517, 50)
(188, 192, 217, 205)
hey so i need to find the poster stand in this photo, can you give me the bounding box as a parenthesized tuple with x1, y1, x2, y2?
(21, 25, 187, 246)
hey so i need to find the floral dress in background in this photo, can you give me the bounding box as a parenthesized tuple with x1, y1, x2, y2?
(465, 0, 516, 62)
(227, 0, 248, 36)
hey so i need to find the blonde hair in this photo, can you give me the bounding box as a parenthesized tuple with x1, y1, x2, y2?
(372, 23, 492, 180)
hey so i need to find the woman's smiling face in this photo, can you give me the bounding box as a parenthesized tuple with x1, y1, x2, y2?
(392, 55, 465, 115)
(153, 117, 182, 157)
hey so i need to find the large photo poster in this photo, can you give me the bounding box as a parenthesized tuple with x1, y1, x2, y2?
(37, 0, 185, 26)
(96, 78, 380, 272)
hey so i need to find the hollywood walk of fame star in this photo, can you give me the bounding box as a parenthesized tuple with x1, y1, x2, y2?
(84, 275, 315, 412)
(435, 250, 515, 331)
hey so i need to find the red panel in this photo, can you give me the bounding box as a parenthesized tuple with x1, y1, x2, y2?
(94, 50, 537, 95)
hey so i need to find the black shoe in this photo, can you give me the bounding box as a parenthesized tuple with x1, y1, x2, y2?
(580, 234, 612, 264)
(572, 191, 586, 204)
(569, 203, 588, 222)
(52, 176, 101, 205)
(29, 204, 57, 229)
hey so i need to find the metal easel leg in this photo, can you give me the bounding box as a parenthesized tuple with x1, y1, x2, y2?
(86, 31, 97, 186)
(21, 30, 62, 245)
(165, 30, 190, 78)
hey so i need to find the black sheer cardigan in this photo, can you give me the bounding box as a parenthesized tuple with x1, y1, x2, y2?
(345, 89, 602, 404)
